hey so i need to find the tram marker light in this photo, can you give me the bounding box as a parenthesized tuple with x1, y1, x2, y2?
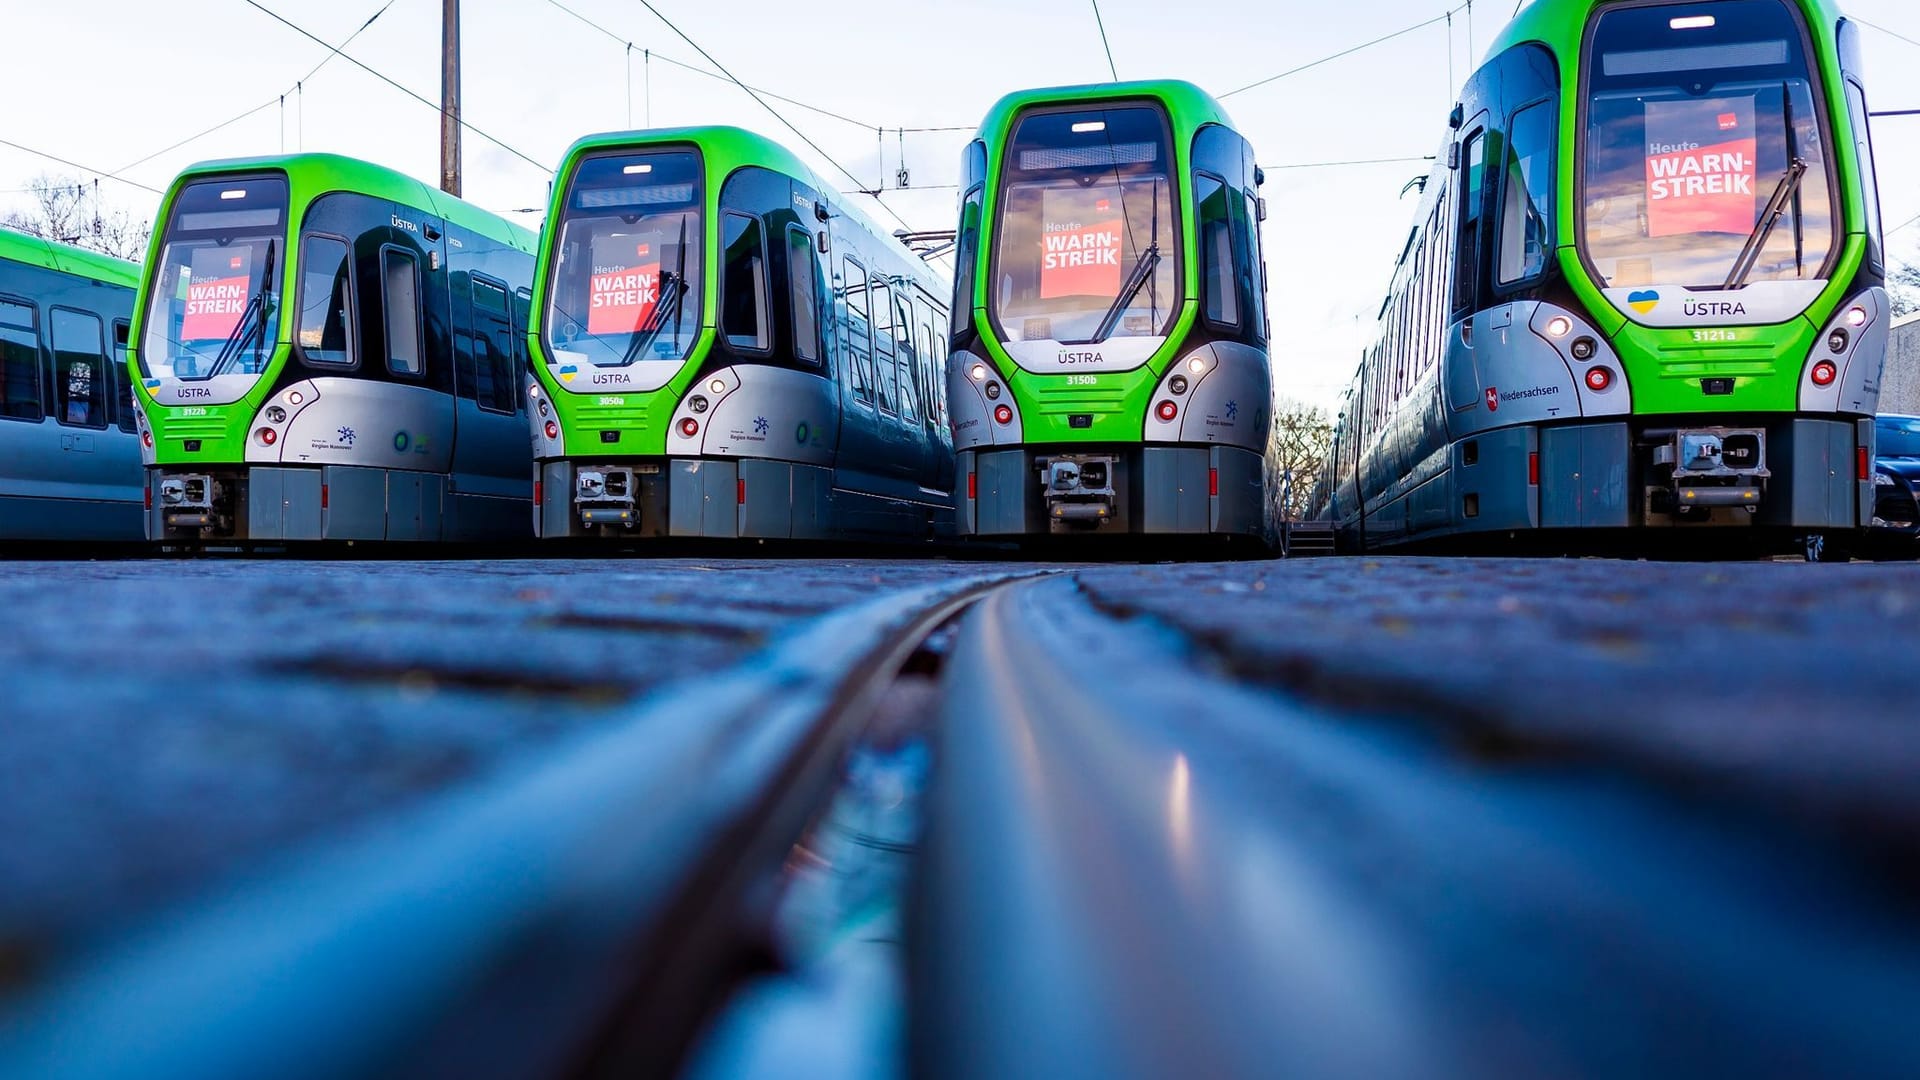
(141, 431, 153, 449)
(1546, 315, 1573, 338)
(738, 478, 747, 505)
(1071, 121, 1107, 133)
(1670, 15, 1716, 29)
(1585, 366, 1612, 391)
(1209, 467, 1218, 497)
(256, 427, 276, 446)
(967, 472, 977, 499)
(220, 189, 247, 200)
(1859, 446, 1871, 481)
(545, 420, 559, 439)
(993, 404, 1013, 425)
(623, 164, 654, 174)
(1156, 400, 1178, 422)
(1811, 360, 1838, 387)
(680, 417, 700, 437)
(1846, 306, 1868, 328)
(1529, 452, 1540, 486)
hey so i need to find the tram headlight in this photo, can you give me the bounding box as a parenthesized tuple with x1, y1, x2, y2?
(1545, 315, 1573, 338)
(984, 381, 1001, 400)
(288, 391, 305, 406)
(1570, 337, 1597, 361)
(1169, 374, 1189, 395)
(970, 363, 988, 382)
(1828, 328, 1850, 353)
(265, 405, 287, 424)
(1187, 356, 1208, 374)
(709, 378, 726, 394)
(689, 395, 709, 414)
(1846, 306, 1868, 328)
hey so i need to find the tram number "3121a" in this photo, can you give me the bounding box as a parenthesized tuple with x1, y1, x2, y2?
(1690, 329, 1741, 344)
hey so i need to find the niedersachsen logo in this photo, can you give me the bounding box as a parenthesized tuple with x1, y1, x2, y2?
(1628, 289, 1660, 315)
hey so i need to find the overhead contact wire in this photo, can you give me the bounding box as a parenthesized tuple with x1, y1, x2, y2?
(1222, 3, 1470, 99)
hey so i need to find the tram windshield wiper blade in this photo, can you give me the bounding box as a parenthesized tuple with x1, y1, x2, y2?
(1075, 242, 1160, 346)
(616, 272, 685, 367)
(206, 239, 277, 380)
(1722, 158, 1807, 291)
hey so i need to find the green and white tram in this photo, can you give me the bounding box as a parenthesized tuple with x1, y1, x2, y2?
(132, 154, 537, 546)
(1327, 0, 1888, 553)
(949, 79, 1278, 543)
(528, 126, 955, 542)
(0, 229, 141, 542)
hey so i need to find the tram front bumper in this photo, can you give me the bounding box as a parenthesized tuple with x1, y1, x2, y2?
(960, 445, 1266, 538)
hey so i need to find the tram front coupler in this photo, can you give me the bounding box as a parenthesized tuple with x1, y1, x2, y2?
(157, 472, 230, 531)
(1041, 454, 1116, 524)
(1648, 427, 1769, 514)
(574, 466, 640, 528)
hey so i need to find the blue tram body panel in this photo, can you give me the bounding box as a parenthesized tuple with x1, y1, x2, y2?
(0, 228, 142, 542)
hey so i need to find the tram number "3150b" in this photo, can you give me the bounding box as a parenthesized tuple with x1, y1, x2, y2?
(1065, 374, 1099, 386)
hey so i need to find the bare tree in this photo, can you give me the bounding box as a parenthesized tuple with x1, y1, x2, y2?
(1270, 396, 1333, 521)
(1889, 262, 1920, 319)
(2, 174, 152, 262)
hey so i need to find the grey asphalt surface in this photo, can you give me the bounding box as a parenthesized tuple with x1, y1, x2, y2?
(0, 557, 1019, 995)
(1076, 557, 1920, 849)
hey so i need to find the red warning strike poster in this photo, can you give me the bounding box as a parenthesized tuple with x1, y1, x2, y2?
(587, 236, 662, 336)
(180, 249, 252, 341)
(1039, 188, 1124, 299)
(1644, 96, 1758, 238)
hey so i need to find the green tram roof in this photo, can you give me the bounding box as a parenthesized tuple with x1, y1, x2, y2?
(168, 152, 536, 252)
(1489, 0, 1846, 59)
(972, 79, 1237, 142)
(549, 125, 907, 257)
(0, 226, 139, 287)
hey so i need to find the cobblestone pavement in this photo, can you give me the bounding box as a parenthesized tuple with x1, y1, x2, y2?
(1075, 558, 1920, 848)
(0, 557, 1021, 992)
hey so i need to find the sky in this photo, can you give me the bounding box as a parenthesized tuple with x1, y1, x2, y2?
(5, 0, 1920, 411)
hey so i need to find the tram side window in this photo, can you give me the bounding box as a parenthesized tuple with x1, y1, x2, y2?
(0, 299, 43, 422)
(722, 212, 770, 353)
(381, 247, 424, 376)
(872, 279, 898, 414)
(915, 296, 937, 426)
(50, 308, 106, 429)
(951, 185, 982, 348)
(894, 293, 918, 423)
(787, 227, 821, 365)
(1497, 103, 1555, 288)
(113, 320, 134, 433)
(844, 258, 873, 405)
(471, 277, 517, 415)
(1242, 191, 1267, 343)
(1845, 79, 1885, 273)
(1454, 129, 1487, 313)
(514, 288, 533, 375)
(1197, 174, 1238, 330)
(296, 234, 356, 366)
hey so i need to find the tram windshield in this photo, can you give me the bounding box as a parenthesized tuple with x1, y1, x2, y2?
(1582, 0, 1834, 292)
(140, 175, 287, 380)
(544, 150, 704, 368)
(990, 105, 1179, 345)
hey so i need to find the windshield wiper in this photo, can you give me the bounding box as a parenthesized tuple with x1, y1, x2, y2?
(1722, 158, 1807, 291)
(205, 239, 277, 379)
(616, 216, 689, 367)
(1074, 242, 1161, 346)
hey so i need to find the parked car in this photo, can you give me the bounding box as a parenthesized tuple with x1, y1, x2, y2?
(1805, 414, 1920, 561)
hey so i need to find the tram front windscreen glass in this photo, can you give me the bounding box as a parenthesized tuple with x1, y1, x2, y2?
(991, 106, 1179, 345)
(1582, 0, 1834, 291)
(544, 150, 704, 368)
(140, 175, 287, 380)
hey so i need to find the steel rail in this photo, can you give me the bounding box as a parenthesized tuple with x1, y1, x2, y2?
(0, 574, 1022, 1080)
(912, 577, 1920, 1077)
